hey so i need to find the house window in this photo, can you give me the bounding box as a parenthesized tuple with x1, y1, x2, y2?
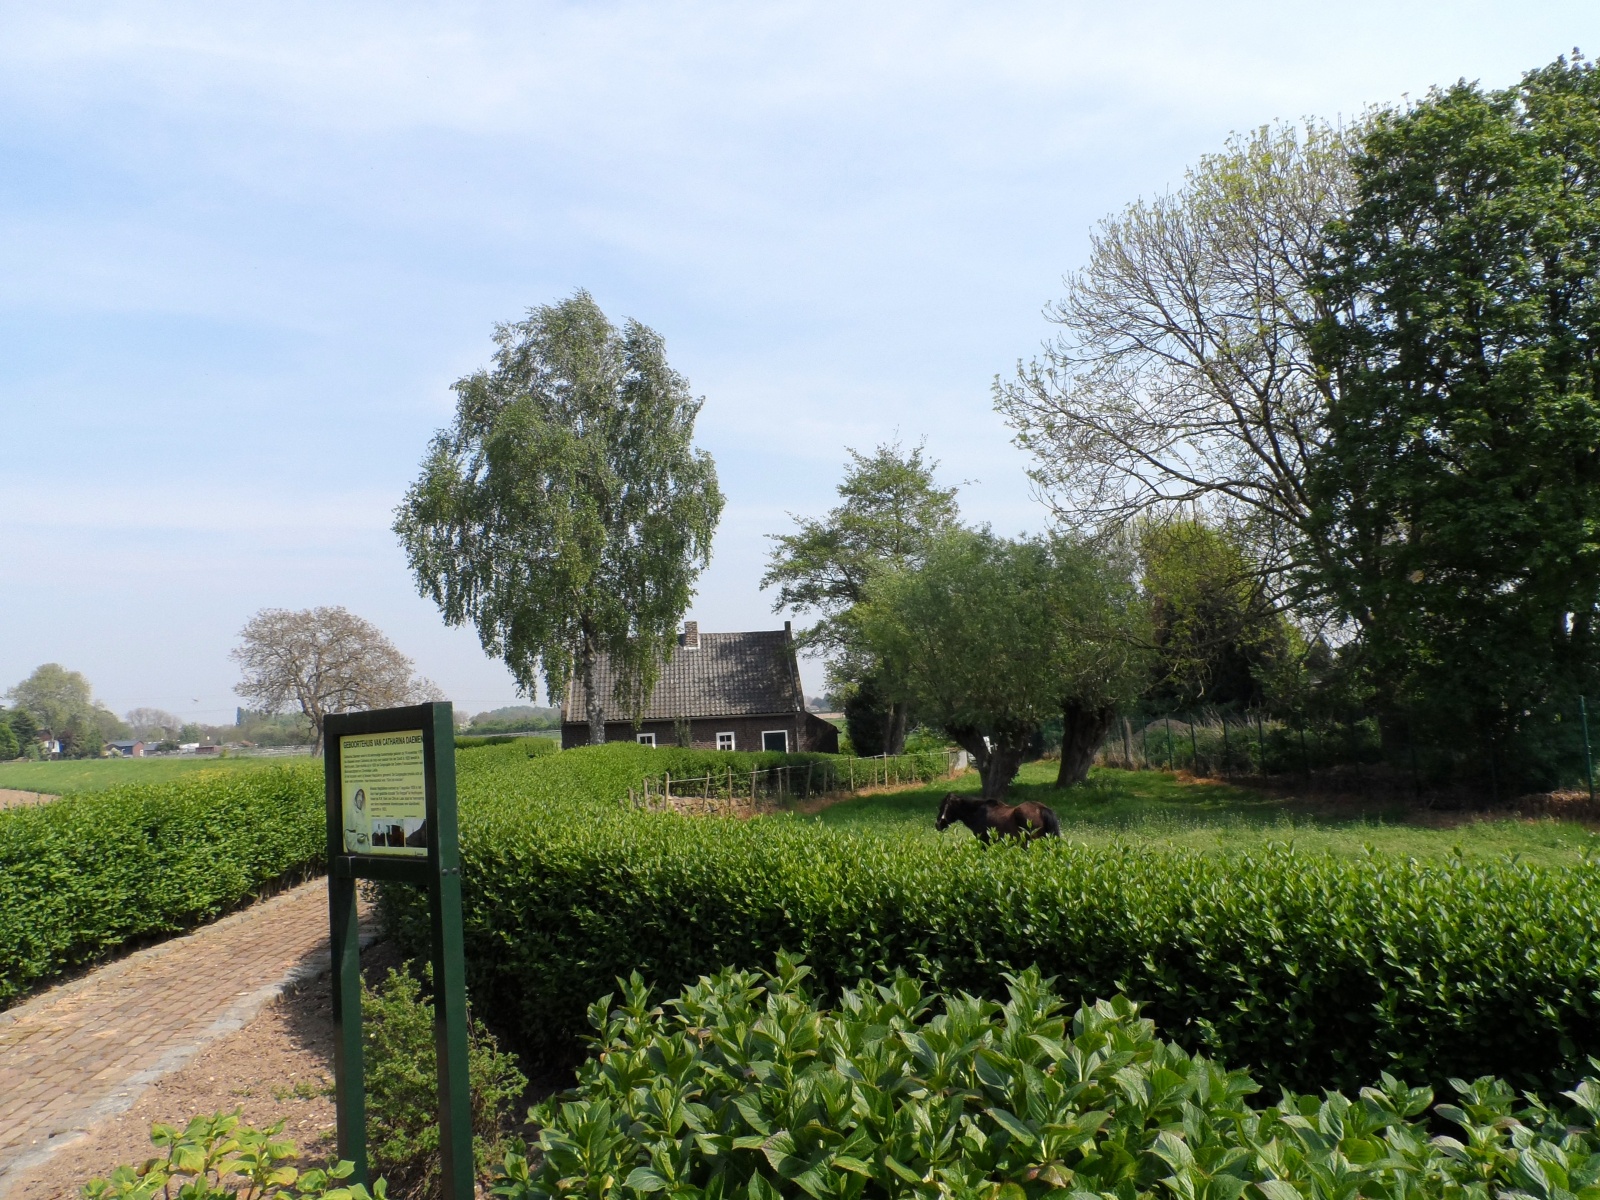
(717, 732, 736, 751)
(637, 733, 656, 747)
(761, 730, 788, 753)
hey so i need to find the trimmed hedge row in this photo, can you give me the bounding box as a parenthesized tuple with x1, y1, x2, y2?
(384, 744, 1600, 1096)
(0, 764, 324, 1007)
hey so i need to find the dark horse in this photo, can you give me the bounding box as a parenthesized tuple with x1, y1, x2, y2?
(934, 793, 1060, 843)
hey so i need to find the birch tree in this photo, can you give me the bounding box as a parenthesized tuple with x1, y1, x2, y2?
(394, 290, 723, 745)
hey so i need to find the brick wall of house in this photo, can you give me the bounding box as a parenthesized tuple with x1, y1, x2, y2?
(562, 712, 835, 753)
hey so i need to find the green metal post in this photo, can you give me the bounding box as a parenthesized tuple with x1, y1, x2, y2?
(329, 870, 366, 1181)
(325, 746, 367, 1185)
(1583, 696, 1595, 802)
(427, 704, 475, 1200)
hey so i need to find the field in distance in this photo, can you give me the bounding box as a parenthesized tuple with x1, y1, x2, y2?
(814, 761, 1600, 865)
(0, 753, 312, 795)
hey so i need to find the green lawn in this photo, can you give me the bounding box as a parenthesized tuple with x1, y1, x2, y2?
(812, 761, 1600, 865)
(0, 754, 313, 795)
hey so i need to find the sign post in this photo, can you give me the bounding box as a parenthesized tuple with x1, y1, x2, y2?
(324, 701, 472, 1200)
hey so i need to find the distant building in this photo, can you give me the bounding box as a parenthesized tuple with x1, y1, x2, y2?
(108, 740, 146, 758)
(561, 621, 840, 754)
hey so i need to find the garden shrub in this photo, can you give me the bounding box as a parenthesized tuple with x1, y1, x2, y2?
(361, 965, 527, 1199)
(495, 957, 1600, 1200)
(0, 764, 323, 1007)
(381, 745, 1600, 1095)
(83, 1109, 384, 1200)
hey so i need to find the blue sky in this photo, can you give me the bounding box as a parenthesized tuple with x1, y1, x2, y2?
(2, 2, 1594, 724)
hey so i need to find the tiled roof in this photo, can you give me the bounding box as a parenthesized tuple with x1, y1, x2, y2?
(563, 630, 803, 722)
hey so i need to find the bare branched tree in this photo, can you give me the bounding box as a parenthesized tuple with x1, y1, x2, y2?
(231, 607, 442, 753)
(994, 121, 1364, 586)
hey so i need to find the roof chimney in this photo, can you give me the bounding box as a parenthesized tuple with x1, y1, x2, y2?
(784, 621, 792, 637)
(683, 620, 699, 649)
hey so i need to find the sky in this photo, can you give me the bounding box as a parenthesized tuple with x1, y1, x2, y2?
(2, 1, 1595, 725)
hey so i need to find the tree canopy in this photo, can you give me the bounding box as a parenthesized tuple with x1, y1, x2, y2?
(396, 291, 723, 746)
(5, 663, 115, 757)
(231, 607, 438, 753)
(856, 530, 1147, 796)
(763, 441, 958, 755)
(1306, 54, 1600, 782)
(996, 121, 1360, 584)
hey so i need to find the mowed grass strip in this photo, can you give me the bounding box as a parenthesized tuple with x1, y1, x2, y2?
(0, 753, 312, 796)
(814, 760, 1600, 864)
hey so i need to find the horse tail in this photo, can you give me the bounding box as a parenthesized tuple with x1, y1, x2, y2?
(1038, 803, 1061, 838)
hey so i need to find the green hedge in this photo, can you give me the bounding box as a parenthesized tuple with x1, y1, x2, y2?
(0, 764, 324, 1007)
(383, 744, 1600, 1095)
(456, 734, 560, 753)
(500, 958, 1600, 1200)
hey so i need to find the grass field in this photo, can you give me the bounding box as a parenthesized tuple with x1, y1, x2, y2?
(813, 761, 1600, 864)
(0, 754, 313, 795)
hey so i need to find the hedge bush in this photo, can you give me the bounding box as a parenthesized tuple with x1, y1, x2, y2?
(498, 957, 1600, 1200)
(383, 744, 1600, 1095)
(0, 764, 324, 1007)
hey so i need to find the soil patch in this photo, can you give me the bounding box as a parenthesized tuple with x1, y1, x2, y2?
(0, 790, 54, 810)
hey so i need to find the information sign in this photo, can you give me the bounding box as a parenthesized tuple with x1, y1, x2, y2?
(339, 730, 428, 855)
(324, 702, 471, 1200)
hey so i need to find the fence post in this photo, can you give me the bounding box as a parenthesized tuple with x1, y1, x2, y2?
(1220, 716, 1230, 780)
(1189, 718, 1199, 776)
(1584, 697, 1595, 802)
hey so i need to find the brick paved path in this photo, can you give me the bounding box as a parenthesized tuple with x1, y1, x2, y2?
(0, 879, 366, 1196)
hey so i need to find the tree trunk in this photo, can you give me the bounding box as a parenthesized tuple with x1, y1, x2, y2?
(582, 642, 607, 745)
(884, 702, 910, 756)
(946, 725, 1030, 799)
(1057, 701, 1117, 787)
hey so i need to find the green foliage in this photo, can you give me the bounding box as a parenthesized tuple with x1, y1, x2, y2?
(381, 744, 1600, 1096)
(395, 289, 724, 743)
(496, 957, 1600, 1200)
(0, 718, 18, 761)
(0, 764, 323, 1007)
(764, 440, 961, 758)
(82, 1109, 384, 1200)
(6, 704, 41, 758)
(856, 531, 1146, 794)
(1139, 520, 1290, 710)
(764, 440, 960, 657)
(361, 966, 527, 1199)
(1308, 55, 1600, 786)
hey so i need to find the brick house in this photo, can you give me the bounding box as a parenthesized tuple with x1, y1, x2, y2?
(561, 621, 840, 754)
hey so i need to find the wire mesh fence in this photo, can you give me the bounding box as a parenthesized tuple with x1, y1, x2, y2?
(1096, 699, 1600, 799)
(629, 748, 964, 815)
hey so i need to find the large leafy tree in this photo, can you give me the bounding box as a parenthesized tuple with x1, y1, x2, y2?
(856, 530, 1145, 796)
(1139, 519, 1291, 712)
(1047, 536, 1151, 785)
(5, 663, 115, 758)
(396, 291, 723, 745)
(763, 441, 958, 755)
(1306, 55, 1600, 784)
